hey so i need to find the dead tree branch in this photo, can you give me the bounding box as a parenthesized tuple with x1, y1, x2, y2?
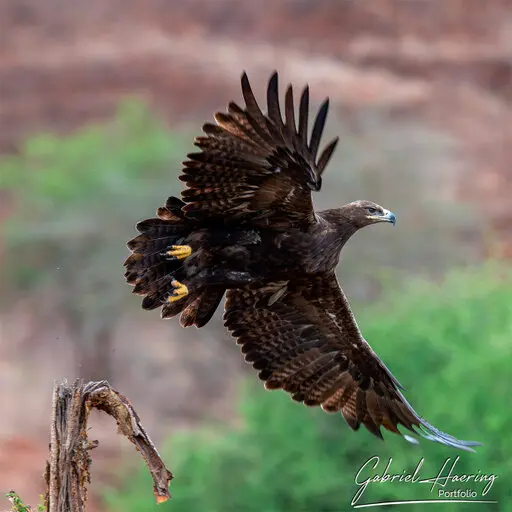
(43, 379, 173, 511)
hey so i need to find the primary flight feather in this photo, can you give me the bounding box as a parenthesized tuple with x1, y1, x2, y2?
(124, 71, 480, 451)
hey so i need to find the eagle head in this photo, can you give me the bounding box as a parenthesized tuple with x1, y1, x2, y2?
(340, 200, 396, 229)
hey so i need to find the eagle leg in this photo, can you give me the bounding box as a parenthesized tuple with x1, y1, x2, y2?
(167, 279, 189, 303)
(166, 245, 192, 260)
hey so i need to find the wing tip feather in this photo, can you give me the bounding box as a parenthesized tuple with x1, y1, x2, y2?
(268, 70, 278, 86)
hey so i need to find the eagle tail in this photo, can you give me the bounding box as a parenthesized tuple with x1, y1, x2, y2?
(179, 287, 225, 328)
(124, 196, 195, 312)
(125, 196, 226, 328)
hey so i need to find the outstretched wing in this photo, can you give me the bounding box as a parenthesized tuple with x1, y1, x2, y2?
(224, 273, 480, 451)
(180, 71, 339, 228)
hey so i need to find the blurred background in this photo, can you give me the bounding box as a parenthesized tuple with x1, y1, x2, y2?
(1, 1, 511, 510)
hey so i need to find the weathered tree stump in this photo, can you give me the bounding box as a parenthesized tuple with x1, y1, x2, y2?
(7, 379, 173, 511)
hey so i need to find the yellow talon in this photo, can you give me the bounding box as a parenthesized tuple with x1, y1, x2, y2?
(166, 245, 192, 260)
(167, 279, 189, 303)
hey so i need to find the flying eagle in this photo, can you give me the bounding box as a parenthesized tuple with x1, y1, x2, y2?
(125, 71, 480, 451)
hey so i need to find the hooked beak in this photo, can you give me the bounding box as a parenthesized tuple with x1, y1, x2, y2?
(369, 209, 396, 225)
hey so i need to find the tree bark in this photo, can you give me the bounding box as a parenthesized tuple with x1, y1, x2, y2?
(42, 379, 173, 511)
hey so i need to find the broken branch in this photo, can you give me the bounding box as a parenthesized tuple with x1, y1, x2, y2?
(45, 379, 173, 511)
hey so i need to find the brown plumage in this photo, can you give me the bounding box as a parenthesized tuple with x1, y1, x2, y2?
(124, 71, 480, 451)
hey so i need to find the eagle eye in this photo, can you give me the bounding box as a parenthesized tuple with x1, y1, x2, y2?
(366, 207, 378, 215)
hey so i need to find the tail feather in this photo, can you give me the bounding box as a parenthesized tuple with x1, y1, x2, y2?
(125, 195, 227, 328)
(124, 253, 172, 284)
(141, 277, 176, 309)
(195, 288, 225, 327)
(125, 196, 191, 311)
(161, 290, 199, 319)
(180, 288, 225, 328)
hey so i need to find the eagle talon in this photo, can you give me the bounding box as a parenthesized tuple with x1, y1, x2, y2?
(166, 245, 192, 260)
(167, 279, 189, 303)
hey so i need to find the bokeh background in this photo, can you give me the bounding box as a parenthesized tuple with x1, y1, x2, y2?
(1, 1, 511, 510)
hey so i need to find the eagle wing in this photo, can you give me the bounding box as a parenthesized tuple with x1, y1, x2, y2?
(224, 273, 480, 451)
(180, 71, 339, 228)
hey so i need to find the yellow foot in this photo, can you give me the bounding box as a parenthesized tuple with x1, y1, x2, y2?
(166, 244, 192, 260)
(167, 279, 189, 303)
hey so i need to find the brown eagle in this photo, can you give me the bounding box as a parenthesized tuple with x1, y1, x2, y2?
(125, 71, 480, 451)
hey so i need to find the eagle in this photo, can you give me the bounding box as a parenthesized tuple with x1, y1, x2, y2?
(125, 71, 480, 451)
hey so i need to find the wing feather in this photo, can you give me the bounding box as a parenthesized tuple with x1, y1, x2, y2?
(224, 273, 481, 451)
(180, 71, 338, 226)
(316, 137, 339, 176)
(309, 99, 330, 160)
(241, 71, 268, 127)
(284, 84, 298, 147)
(266, 72, 285, 132)
(298, 86, 310, 148)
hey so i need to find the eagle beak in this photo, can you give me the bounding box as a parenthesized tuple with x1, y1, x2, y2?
(383, 209, 396, 225)
(368, 209, 396, 225)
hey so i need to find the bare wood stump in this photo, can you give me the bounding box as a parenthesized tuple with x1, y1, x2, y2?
(41, 379, 173, 511)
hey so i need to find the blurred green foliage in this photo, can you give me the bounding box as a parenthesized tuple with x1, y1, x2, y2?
(2, 100, 179, 202)
(4, 491, 45, 512)
(105, 264, 510, 512)
(1, 99, 184, 291)
(0, 100, 187, 376)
